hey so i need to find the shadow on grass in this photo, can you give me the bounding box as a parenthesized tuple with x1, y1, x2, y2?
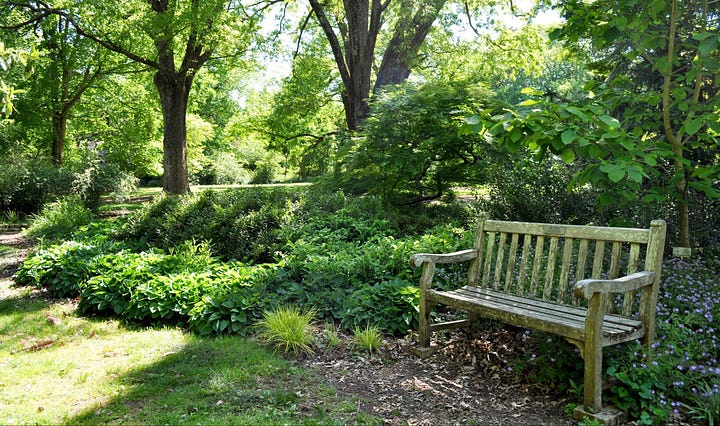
(0, 288, 52, 318)
(67, 335, 368, 425)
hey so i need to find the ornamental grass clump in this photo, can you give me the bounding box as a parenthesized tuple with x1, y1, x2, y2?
(257, 306, 315, 355)
(353, 325, 382, 355)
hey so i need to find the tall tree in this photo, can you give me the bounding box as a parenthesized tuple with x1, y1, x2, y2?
(4, 11, 128, 166)
(307, 0, 447, 130)
(553, 0, 720, 247)
(6, 0, 259, 194)
(473, 0, 720, 248)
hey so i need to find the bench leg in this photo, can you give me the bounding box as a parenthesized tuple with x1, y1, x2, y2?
(418, 297, 431, 348)
(583, 337, 603, 413)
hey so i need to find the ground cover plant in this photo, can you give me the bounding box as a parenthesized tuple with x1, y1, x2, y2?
(9, 185, 720, 424)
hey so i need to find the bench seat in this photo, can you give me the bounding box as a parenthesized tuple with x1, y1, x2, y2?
(428, 286, 645, 345)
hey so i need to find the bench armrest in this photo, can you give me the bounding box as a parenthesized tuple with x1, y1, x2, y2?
(573, 271, 655, 300)
(410, 249, 477, 267)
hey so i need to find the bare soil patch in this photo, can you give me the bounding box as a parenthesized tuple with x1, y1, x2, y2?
(299, 325, 576, 425)
(0, 230, 32, 280)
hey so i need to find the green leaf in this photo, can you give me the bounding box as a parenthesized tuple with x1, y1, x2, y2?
(559, 148, 575, 163)
(684, 118, 704, 135)
(599, 115, 621, 129)
(566, 106, 589, 121)
(699, 36, 719, 55)
(600, 163, 626, 182)
(464, 115, 480, 125)
(521, 87, 543, 96)
(517, 99, 539, 107)
(561, 129, 575, 145)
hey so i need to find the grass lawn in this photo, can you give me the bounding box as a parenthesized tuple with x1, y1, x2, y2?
(0, 277, 374, 425)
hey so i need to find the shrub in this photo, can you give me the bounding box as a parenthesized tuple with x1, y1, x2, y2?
(334, 80, 499, 204)
(71, 157, 138, 213)
(479, 155, 599, 225)
(118, 188, 301, 262)
(78, 250, 186, 316)
(13, 240, 110, 298)
(24, 196, 94, 242)
(256, 306, 315, 355)
(0, 156, 73, 214)
(187, 262, 278, 335)
(341, 278, 419, 335)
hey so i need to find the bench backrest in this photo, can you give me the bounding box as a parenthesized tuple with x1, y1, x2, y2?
(467, 213, 667, 315)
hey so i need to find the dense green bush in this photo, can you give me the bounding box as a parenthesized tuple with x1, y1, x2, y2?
(14, 240, 111, 298)
(0, 156, 73, 214)
(118, 188, 301, 262)
(0, 154, 137, 216)
(480, 155, 599, 224)
(334, 80, 502, 204)
(341, 278, 419, 335)
(71, 157, 138, 213)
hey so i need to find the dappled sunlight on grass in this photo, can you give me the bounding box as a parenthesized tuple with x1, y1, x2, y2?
(0, 296, 190, 424)
(0, 279, 365, 425)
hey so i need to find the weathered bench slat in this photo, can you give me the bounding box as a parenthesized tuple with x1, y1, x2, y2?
(622, 244, 642, 315)
(483, 220, 651, 243)
(428, 287, 646, 346)
(411, 213, 667, 422)
(557, 238, 574, 303)
(431, 287, 643, 338)
(529, 235, 544, 297)
(504, 233, 519, 292)
(542, 237, 560, 300)
(493, 232, 507, 290)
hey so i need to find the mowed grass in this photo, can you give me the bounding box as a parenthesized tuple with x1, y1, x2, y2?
(0, 277, 374, 425)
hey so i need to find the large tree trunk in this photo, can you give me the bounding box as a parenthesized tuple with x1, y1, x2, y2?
(51, 111, 68, 166)
(154, 71, 192, 195)
(310, 0, 444, 130)
(373, 0, 446, 91)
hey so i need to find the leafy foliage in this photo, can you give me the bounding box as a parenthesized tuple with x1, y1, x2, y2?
(24, 196, 94, 243)
(118, 188, 302, 262)
(14, 239, 110, 298)
(341, 278, 419, 335)
(0, 156, 74, 214)
(337, 80, 500, 203)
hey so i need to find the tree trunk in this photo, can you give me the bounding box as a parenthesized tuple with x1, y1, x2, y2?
(374, 0, 446, 91)
(154, 71, 192, 195)
(310, 0, 444, 129)
(51, 111, 68, 166)
(662, 0, 691, 247)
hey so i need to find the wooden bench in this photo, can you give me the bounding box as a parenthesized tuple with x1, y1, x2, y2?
(409, 213, 666, 424)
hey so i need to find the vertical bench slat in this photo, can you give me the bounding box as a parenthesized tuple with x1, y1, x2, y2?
(518, 235, 532, 296)
(592, 240, 606, 279)
(493, 233, 508, 290)
(557, 238, 574, 303)
(468, 216, 490, 287)
(622, 243, 642, 315)
(530, 235, 545, 297)
(504, 233, 520, 292)
(574, 239, 590, 305)
(542, 237, 560, 300)
(608, 241, 623, 313)
(609, 241, 622, 279)
(482, 232, 496, 287)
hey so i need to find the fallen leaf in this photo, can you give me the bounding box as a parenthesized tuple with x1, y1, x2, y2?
(46, 313, 61, 325)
